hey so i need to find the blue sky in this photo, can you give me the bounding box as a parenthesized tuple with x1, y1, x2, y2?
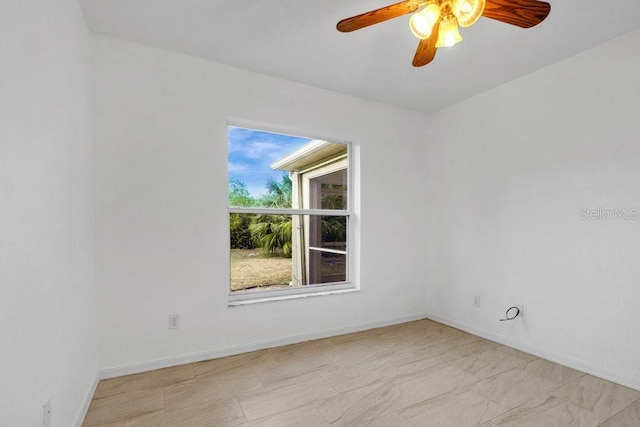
(228, 126, 311, 198)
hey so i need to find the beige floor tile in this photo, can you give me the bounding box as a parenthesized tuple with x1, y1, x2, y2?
(326, 336, 406, 368)
(523, 358, 585, 385)
(316, 366, 478, 426)
(238, 372, 337, 421)
(257, 340, 338, 386)
(83, 320, 640, 427)
(327, 320, 465, 356)
(256, 362, 335, 387)
(165, 381, 237, 412)
(94, 364, 195, 399)
(362, 412, 412, 427)
(488, 394, 603, 427)
(411, 333, 485, 362)
(443, 338, 501, 359)
(551, 374, 640, 419)
(600, 399, 640, 427)
(319, 350, 418, 393)
(392, 350, 470, 378)
(452, 347, 530, 379)
(472, 366, 560, 410)
(267, 338, 334, 364)
(256, 340, 336, 386)
(326, 325, 396, 346)
(366, 323, 460, 351)
(240, 403, 330, 427)
(400, 390, 507, 426)
(321, 332, 483, 394)
(395, 319, 463, 338)
(83, 422, 124, 427)
(494, 346, 539, 362)
(208, 371, 264, 394)
(83, 389, 164, 425)
(124, 397, 246, 427)
(191, 352, 266, 396)
(193, 350, 276, 380)
(314, 381, 388, 425)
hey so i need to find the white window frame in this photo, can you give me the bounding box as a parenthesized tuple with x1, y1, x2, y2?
(227, 125, 355, 304)
(301, 157, 349, 285)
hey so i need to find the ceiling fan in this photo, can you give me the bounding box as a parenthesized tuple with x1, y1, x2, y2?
(336, 0, 551, 67)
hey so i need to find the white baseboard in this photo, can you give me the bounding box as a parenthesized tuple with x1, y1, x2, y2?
(425, 312, 640, 392)
(74, 372, 99, 427)
(99, 312, 428, 379)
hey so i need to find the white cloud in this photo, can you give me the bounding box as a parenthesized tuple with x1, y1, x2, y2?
(228, 161, 249, 173)
(244, 140, 281, 159)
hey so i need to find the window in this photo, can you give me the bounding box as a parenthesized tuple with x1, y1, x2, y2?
(228, 125, 353, 301)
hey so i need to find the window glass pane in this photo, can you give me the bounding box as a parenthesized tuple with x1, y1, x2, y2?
(309, 169, 347, 210)
(228, 125, 350, 296)
(230, 213, 348, 293)
(230, 213, 293, 293)
(309, 252, 347, 285)
(309, 215, 347, 251)
(228, 126, 309, 208)
(228, 126, 348, 210)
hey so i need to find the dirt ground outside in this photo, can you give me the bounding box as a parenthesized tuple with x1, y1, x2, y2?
(230, 249, 292, 292)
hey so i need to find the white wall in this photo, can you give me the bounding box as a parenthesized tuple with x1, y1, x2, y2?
(92, 35, 430, 372)
(424, 28, 640, 389)
(0, 1, 97, 426)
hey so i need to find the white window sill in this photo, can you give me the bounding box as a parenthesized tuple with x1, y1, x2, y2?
(228, 286, 358, 306)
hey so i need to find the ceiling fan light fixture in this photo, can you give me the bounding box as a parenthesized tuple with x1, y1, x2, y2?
(451, 0, 485, 27)
(409, 3, 441, 39)
(336, 0, 551, 67)
(435, 14, 462, 47)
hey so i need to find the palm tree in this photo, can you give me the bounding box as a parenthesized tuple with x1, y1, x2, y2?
(249, 173, 293, 256)
(261, 173, 292, 208)
(249, 215, 292, 256)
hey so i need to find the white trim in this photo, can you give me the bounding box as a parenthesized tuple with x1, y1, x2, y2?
(228, 207, 350, 216)
(229, 282, 354, 303)
(270, 140, 344, 171)
(308, 246, 347, 255)
(425, 312, 640, 392)
(299, 154, 348, 175)
(98, 313, 429, 380)
(229, 286, 356, 305)
(226, 119, 352, 148)
(73, 372, 99, 427)
(270, 139, 329, 170)
(228, 125, 354, 300)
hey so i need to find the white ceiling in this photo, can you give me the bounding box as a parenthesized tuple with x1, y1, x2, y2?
(80, 0, 640, 114)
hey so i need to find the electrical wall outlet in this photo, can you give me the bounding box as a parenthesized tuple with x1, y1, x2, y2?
(473, 295, 480, 307)
(168, 314, 179, 329)
(43, 399, 51, 427)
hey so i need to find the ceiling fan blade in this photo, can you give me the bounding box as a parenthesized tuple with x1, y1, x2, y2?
(337, 1, 421, 32)
(482, 0, 550, 28)
(412, 22, 439, 67)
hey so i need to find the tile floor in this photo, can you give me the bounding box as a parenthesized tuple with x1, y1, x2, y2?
(83, 319, 640, 426)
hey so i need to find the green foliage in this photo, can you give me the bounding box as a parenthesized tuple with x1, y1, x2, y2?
(229, 177, 256, 207)
(249, 215, 292, 256)
(260, 173, 292, 208)
(228, 174, 293, 254)
(320, 183, 347, 210)
(322, 216, 347, 244)
(230, 213, 255, 249)
(247, 173, 293, 256)
(229, 177, 257, 249)
(229, 175, 348, 256)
